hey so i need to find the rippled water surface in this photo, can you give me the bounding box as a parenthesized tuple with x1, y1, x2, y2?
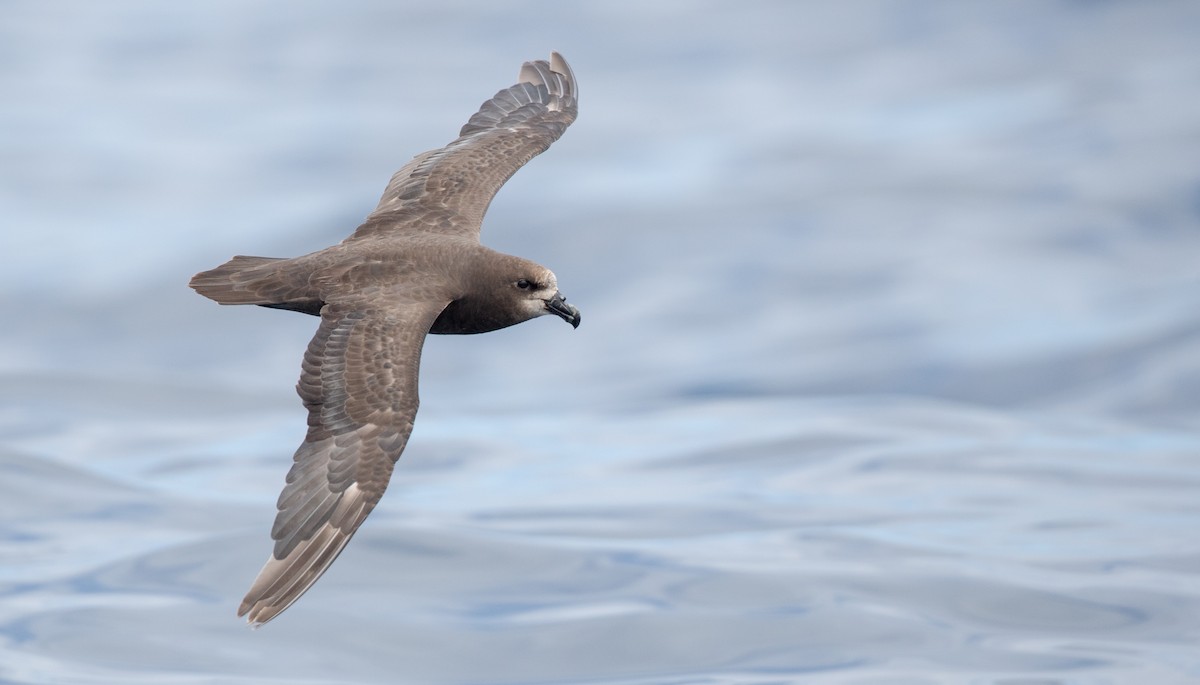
(3, 2, 1200, 683)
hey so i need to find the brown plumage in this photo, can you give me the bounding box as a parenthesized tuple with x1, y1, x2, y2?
(190, 52, 581, 626)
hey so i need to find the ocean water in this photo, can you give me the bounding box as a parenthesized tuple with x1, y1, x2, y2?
(3, 1, 1200, 683)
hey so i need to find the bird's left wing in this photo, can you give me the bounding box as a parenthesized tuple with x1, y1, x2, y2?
(349, 52, 578, 242)
(238, 296, 449, 626)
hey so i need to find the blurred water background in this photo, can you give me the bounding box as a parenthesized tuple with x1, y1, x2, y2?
(3, 1, 1200, 683)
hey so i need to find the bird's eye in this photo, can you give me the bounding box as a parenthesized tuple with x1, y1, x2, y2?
(516, 279, 533, 290)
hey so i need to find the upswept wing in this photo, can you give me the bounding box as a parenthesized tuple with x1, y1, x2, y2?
(238, 296, 448, 626)
(350, 51, 577, 242)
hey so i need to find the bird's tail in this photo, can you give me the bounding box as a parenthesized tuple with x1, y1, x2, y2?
(190, 255, 284, 305)
(190, 255, 322, 314)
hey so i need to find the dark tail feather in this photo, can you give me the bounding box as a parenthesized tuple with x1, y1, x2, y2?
(190, 256, 323, 316)
(190, 255, 287, 305)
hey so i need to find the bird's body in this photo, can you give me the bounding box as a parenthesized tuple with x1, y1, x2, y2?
(190, 53, 580, 626)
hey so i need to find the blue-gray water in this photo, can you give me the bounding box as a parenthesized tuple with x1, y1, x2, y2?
(3, 2, 1200, 683)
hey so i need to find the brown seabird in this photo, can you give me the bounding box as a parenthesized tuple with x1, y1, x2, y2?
(190, 52, 581, 626)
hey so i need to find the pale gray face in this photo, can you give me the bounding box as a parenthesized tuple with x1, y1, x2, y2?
(510, 267, 580, 328)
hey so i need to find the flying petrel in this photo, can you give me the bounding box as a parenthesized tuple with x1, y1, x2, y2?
(190, 52, 581, 626)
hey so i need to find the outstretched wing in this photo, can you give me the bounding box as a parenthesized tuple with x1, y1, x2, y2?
(238, 297, 449, 626)
(350, 51, 578, 242)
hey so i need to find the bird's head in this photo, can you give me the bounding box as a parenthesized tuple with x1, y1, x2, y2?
(505, 263, 581, 329)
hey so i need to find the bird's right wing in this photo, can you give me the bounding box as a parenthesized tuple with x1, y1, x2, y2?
(349, 52, 578, 242)
(238, 295, 448, 626)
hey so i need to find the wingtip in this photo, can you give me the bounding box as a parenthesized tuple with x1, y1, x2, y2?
(237, 596, 269, 628)
(549, 51, 572, 79)
(519, 52, 575, 91)
(519, 62, 540, 84)
(238, 596, 284, 628)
